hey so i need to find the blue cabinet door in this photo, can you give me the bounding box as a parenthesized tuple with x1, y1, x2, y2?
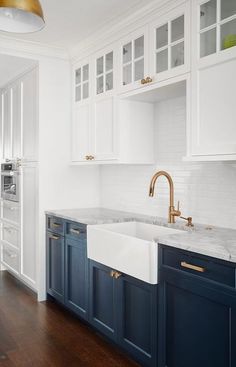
(159, 256, 236, 367)
(117, 274, 157, 367)
(46, 232, 65, 304)
(65, 238, 88, 320)
(89, 260, 118, 341)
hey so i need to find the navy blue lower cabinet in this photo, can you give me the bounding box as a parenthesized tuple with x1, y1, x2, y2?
(65, 238, 88, 320)
(158, 245, 236, 367)
(117, 274, 157, 367)
(89, 260, 118, 341)
(46, 232, 65, 304)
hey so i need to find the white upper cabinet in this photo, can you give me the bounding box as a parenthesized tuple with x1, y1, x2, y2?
(0, 68, 38, 163)
(72, 49, 118, 163)
(1, 89, 11, 160)
(12, 83, 21, 160)
(188, 0, 236, 160)
(197, 0, 236, 61)
(149, 1, 190, 83)
(119, 26, 149, 93)
(21, 68, 38, 162)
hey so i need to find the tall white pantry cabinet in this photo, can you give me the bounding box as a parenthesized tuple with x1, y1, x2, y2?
(0, 67, 38, 291)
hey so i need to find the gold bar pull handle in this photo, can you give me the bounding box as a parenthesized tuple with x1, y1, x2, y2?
(50, 235, 60, 240)
(110, 270, 116, 278)
(52, 223, 61, 228)
(70, 228, 80, 235)
(181, 261, 205, 273)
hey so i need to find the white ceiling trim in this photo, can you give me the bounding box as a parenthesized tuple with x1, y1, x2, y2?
(70, 0, 179, 63)
(0, 34, 69, 60)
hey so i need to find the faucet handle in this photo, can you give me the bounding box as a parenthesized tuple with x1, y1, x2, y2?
(180, 216, 194, 227)
(175, 201, 181, 216)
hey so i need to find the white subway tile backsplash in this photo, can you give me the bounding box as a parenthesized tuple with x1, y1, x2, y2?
(100, 96, 236, 229)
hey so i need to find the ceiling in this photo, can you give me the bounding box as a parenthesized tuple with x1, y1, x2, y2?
(0, 54, 36, 87)
(0, 0, 154, 50)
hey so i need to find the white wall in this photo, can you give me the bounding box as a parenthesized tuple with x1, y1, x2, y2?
(100, 96, 236, 229)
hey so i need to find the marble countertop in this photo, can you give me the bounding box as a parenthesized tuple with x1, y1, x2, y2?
(46, 208, 236, 263)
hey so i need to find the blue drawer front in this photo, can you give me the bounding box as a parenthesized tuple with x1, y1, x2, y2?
(160, 245, 236, 288)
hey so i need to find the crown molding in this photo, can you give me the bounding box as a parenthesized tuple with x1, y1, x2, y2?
(70, 0, 184, 63)
(0, 34, 69, 60)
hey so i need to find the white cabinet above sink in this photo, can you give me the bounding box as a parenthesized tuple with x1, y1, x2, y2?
(87, 221, 184, 284)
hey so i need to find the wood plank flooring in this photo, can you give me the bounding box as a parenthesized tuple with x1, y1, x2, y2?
(0, 271, 140, 367)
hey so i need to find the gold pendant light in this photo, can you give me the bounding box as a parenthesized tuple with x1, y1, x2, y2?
(0, 0, 45, 33)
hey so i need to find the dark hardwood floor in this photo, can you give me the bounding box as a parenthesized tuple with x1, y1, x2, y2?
(0, 271, 140, 367)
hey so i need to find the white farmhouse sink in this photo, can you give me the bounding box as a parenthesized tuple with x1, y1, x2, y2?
(87, 221, 184, 284)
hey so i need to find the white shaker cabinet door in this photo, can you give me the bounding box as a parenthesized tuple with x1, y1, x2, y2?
(12, 82, 21, 160)
(20, 163, 37, 289)
(91, 96, 117, 161)
(2, 89, 12, 160)
(21, 68, 38, 162)
(72, 102, 91, 162)
(191, 58, 236, 157)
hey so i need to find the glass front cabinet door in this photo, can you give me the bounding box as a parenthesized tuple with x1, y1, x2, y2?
(72, 59, 92, 162)
(149, 2, 190, 82)
(95, 50, 114, 96)
(119, 27, 149, 92)
(198, 0, 236, 59)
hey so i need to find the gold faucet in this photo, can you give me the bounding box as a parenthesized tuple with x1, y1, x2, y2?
(149, 171, 181, 224)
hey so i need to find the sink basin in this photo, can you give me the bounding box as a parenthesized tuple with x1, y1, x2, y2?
(87, 221, 184, 284)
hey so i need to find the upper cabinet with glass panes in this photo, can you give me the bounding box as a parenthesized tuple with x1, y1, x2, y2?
(149, 2, 190, 83)
(119, 27, 149, 92)
(199, 0, 236, 58)
(96, 50, 114, 96)
(75, 63, 90, 103)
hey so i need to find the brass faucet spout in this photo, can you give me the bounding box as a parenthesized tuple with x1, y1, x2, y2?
(148, 171, 180, 224)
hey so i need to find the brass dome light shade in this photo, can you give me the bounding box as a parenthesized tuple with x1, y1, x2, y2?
(0, 0, 45, 33)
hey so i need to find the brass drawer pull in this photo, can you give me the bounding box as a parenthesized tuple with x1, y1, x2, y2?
(114, 271, 122, 279)
(181, 261, 205, 273)
(70, 228, 80, 235)
(110, 270, 116, 278)
(52, 223, 61, 228)
(50, 235, 60, 240)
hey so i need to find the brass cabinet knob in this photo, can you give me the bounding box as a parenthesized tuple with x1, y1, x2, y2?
(145, 76, 153, 84)
(141, 77, 153, 85)
(85, 155, 95, 161)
